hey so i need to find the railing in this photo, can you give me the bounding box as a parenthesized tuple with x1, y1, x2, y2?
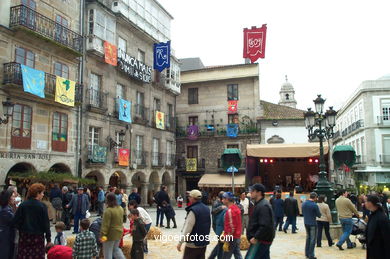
(10, 5, 82, 53)
(153, 71, 167, 88)
(3, 62, 83, 103)
(380, 154, 390, 164)
(135, 150, 147, 166)
(377, 116, 390, 125)
(355, 155, 366, 164)
(333, 131, 340, 139)
(133, 104, 149, 124)
(165, 115, 175, 132)
(340, 119, 365, 138)
(176, 124, 258, 137)
(165, 154, 176, 167)
(151, 152, 164, 167)
(177, 158, 206, 171)
(86, 88, 107, 110)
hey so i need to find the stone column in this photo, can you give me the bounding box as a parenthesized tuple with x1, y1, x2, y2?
(140, 183, 148, 207)
(168, 183, 175, 204)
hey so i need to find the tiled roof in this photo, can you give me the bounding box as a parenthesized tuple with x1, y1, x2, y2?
(258, 100, 305, 120)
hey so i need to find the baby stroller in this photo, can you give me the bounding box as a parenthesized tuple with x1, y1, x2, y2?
(351, 217, 367, 249)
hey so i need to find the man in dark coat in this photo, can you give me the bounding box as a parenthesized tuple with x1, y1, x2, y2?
(154, 185, 170, 227)
(66, 187, 89, 234)
(283, 191, 299, 233)
(61, 186, 73, 230)
(272, 190, 284, 231)
(128, 188, 141, 205)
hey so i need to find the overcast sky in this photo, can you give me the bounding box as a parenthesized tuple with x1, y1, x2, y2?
(158, 0, 390, 110)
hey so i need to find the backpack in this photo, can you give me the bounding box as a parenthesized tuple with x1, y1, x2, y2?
(51, 197, 63, 210)
(89, 218, 102, 245)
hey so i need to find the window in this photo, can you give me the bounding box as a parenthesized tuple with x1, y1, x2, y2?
(227, 84, 238, 101)
(383, 136, 390, 160)
(167, 103, 173, 128)
(166, 141, 173, 166)
(88, 127, 100, 157)
(227, 144, 239, 149)
(135, 135, 144, 161)
(21, 0, 36, 28)
(89, 73, 101, 107)
(152, 138, 159, 166)
(187, 146, 198, 159)
(188, 116, 198, 126)
(285, 94, 289, 100)
(15, 47, 34, 67)
(136, 92, 145, 116)
(361, 137, 365, 156)
(228, 114, 239, 124)
(22, 0, 36, 9)
(153, 98, 161, 111)
(382, 101, 390, 121)
(118, 37, 127, 52)
(89, 9, 116, 43)
(55, 15, 68, 27)
(188, 88, 198, 104)
(138, 49, 145, 63)
(116, 84, 125, 99)
(54, 62, 69, 78)
(55, 15, 69, 43)
(11, 104, 32, 149)
(52, 112, 68, 152)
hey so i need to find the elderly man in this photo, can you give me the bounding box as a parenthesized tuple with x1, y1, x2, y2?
(61, 186, 73, 230)
(177, 190, 211, 259)
(67, 187, 89, 234)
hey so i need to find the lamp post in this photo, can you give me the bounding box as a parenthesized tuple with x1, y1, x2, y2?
(0, 97, 14, 125)
(304, 95, 338, 224)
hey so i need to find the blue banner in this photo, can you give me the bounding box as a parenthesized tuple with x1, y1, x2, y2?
(153, 41, 171, 72)
(118, 98, 131, 123)
(21, 64, 45, 98)
(227, 124, 239, 138)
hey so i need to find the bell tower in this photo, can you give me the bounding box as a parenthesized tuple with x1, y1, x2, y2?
(278, 75, 297, 108)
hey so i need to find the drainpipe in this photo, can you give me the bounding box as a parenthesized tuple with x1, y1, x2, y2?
(76, 0, 85, 178)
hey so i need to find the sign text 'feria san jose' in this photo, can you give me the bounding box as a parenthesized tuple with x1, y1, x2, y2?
(117, 48, 152, 83)
(0, 151, 51, 160)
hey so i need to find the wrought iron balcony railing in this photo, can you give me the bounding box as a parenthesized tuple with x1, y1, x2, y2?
(355, 155, 366, 164)
(3, 62, 83, 103)
(135, 150, 147, 166)
(380, 154, 390, 164)
(176, 124, 259, 138)
(177, 158, 206, 171)
(377, 116, 390, 125)
(86, 88, 107, 111)
(165, 154, 176, 167)
(133, 104, 149, 124)
(10, 5, 83, 54)
(151, 152, 164, 167)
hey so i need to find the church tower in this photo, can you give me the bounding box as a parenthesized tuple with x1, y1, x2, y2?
(278, 75, 297, 108)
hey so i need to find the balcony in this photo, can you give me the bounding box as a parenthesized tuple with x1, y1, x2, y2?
(135, 150, 148, 168)
(87, 144, 107, 166)
(3, 62, 83, 104)
(355, 155, 366, 165)
(380, 154, 390, 164)
(133, 104, 149, 125)
(165, 115, 176, 132)
(151, 152, 164, 167)
(86, 88, 107, 113)
(176, 124, 259, 138)
(165, 154, 176, 168)
(10, 5, 82, 55)
(177, 158, 206, 172)
(153, 71, 167, 89)
(377, 116, 390, 126)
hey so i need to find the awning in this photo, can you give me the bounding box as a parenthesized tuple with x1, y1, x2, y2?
(221, 148, 242, 171)
(246, 143, 328, 158)
(198, 173, 245, 188)
(332, 145, 356, 168)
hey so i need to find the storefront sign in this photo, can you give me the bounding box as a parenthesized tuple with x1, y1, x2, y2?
(0, 151, 51, 160)
(117, 49, 152, 83)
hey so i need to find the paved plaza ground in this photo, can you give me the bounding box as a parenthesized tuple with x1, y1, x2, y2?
(53, 206, 366, 259)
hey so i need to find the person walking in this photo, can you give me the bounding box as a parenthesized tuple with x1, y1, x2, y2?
(302, 192, 321, 259)
(177, 189, 211, 259)
(61, 186, 73, 230)
(129, 188, 141, 205)
(316, 195, 333, 247)
(97, 187, 105, 217)
(335, 190, 360, 250)
(67, 187, 89, 234)
(50, 184, 63, 224)
(0, 189, 16, 259)
(161, 201, 177, 228)
(272, 191, 284, 231)
(221, 192, 242, 259)
(209, 203, 227, 259)
(100, 193, 125, 259)
(283, 191, 299, 234)
(128, 200, 152, 254)
(154, 186, 170, 227)
(245, 184, 275, 259)
(129, 209, 147, 259)
(73, 219, 98, 259)
(365, 195, 390, 259)
(12, 183, 52, 259)
(239, 192, 249, 234)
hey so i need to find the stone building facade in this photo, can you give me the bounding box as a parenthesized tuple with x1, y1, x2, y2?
(176, 61, 260, 198)
(82, 0, 180, 203)
(0, 0, 83, 187)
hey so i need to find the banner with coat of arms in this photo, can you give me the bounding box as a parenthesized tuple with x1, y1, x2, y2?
(118, 148, 130, 166)
(21, 64, 45, 98)
(153, 41, 171, 72)
(228, 100, 238, 114)
(243, 24, 267, 63)
(186, 158, 197, 172)
(55, 76, 75, 106)
(155, 111, 165, 130)
(104, 41, 117, 66)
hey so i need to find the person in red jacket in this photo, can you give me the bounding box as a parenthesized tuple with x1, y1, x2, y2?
(222, 192, 242, 259)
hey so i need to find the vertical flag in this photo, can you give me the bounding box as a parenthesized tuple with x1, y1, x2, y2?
(227, 124, 239, 138)
(156, 111, 165, 130)
(153, 41, 171, 72)
(118, 148, 130, 166)
(104, 41, 118, 66)
(21, 64, 45, 98)
(55, 76, 75, 106)
(228, 100, 238, 114)
(118, 98, 131, 123)
(243, 24, 267, 63)
(186, 158, 197, 172)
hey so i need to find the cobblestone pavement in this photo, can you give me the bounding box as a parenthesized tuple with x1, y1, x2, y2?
(53, 206, 366, 259)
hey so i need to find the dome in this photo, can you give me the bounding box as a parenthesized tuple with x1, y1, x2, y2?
(377, 74, 390, 81)
(281, 81, 294, 90)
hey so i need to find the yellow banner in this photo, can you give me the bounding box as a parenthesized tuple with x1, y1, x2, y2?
(156, 111, 165, 130)
(186, 158, 197, 172)
(55, 76, 75, 106)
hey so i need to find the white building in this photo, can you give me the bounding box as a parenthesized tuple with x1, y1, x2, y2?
(333, 75, 390, 187)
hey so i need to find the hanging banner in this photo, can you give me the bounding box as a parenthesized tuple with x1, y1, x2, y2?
(118, 148, 130, 166)
(227, 124, 239, 138)
(117, 49, 152, 83)
(186, 158, 197, 172)
(187, 125, 199, 140)
(104, 41, 117, 66)
(55, 76, 75, 106)
(21, 64, 45, 98)
(243, 24, 267, 63)
(91, 145, 107, 163)
(118, 98, 132, 123)
(156, 111, 165, 130)
(228, 100, 238, 114)
(153, 41, 171, 72)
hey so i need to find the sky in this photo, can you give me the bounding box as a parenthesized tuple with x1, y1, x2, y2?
(158, 0, 390, 110)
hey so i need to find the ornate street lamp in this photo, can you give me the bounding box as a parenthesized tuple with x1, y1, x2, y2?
(304, 95, 338, 224)
(118, 129, 126, 143)
(0, 97, 14, 125)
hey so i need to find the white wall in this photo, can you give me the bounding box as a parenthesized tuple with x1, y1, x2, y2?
(265, 126, 308, 144)
(0, 0, 10, 28)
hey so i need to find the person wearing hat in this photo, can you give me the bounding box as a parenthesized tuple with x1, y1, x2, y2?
(245, 184, 275, 259)
(221, 192, 242, 259)
(177, 189, 211, 259)
(66, 187, 89, 234)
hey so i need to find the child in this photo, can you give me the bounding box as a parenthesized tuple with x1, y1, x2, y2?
(128, 199, 153, 254)
(89, 217, 103, 258)
(130, 209, 147, 259)
(177, 195, 183, 208)
(73, 219, 98, 259)
(53, 221, 67, 246)
(161, 200, 177, 228)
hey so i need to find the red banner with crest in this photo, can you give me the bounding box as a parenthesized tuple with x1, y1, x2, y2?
(243, 24, 267, 63)
(104, 41, 118, 66)
(228, 100, 238, 114)
(118, 148, 129, 166)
